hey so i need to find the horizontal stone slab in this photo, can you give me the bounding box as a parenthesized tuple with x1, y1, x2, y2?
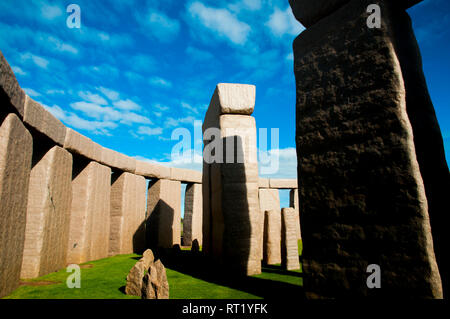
(170, 167, 202, 183)
(269, 179, 298, 189)
(99, 147, 136, 173)
(63, 128, 102, 162)
(135, 160, 170, 179)
(259, 178, 269, 188)
(0, 50, 26, 118)
(23, 96, 66, 145)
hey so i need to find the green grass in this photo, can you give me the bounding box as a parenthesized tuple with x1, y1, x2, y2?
(4, 241, 303, 299)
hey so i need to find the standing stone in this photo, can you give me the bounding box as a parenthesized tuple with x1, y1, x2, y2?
(21, 146, 73, 278)
(184, 183, 203, 247)
(142, 259, 169, 299)
(259, 188, 281, 262)
(202, 161, 211, 255)
(125, 259, 146, 296)
(289, 189, 302, 239)
(0, 113, 32, 298)
(281, 208, 300, 271)
(264, 210, 281, 265)
(147, 179, 181, 249)
(67, 161, 111, 264)
(291, 0, 444, 298)
(110, 172, 146, 255)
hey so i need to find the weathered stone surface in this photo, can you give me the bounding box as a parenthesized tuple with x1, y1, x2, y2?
(147, 179, 181, 249)
(268, 179, 298, 189)
(125, 259, 146, 296)
(0, 113, 32, 298)
(99, 147, 135, 173)
(281, 208, 300, 271)
(259, 188, 280, 262)
(202, 161, 211, 255)
(0, 50, 26, 117)
(23, 96, 66, 146)
(288, 0, 422, 28)
(21, 146, 72, 279)
(67, 161, 111, 264)
(289, 189, 302, 239)
(170, 167, 202, 183)
(135, 160, 170, 179)
(183, 183, 203, 246)
(64, 128, 102, 162)
(142, 259, 169, 299)
(110, 173, 146, 255)
(258, 178, 269, 188)
(263, 210, 281, 265)
(293, 0, 443, 298)
(142, 249, 155, 268)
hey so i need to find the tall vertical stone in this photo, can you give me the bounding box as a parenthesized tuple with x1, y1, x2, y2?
(289, 189, 302, 239)
(21, 146, 73, 278)
(147, 179, 181, 249)
(184, 183, 203, 247)
(67, 161, 111, 264)
(259, 188, 280, 262)
(0, 113, 32, 298)
(264, 210, 281, 265)
(291, 0, 444, 298)
(281, 208, 300, 271)
(110, 172, 146, 255)
(202, 83, 261, 276)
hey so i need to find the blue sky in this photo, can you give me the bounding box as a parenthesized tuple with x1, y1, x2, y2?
(0, 0, 448, 185)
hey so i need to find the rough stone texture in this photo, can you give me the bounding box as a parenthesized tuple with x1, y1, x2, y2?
(125, 249, 157, 297)
(23, 96, 66, 146)
(170, 167, 202, 183)
(203, 87, 262, 276)
(135, 160, 170, 179)
(259, 188, 280, 262)
(64, 128, 102, 162)
(263, 210, 281, 265)
(289, 189, 302, 239)
(0, 113, 32, 298)
(281, 208, 300, 271)
(147, 179, 181, 249)
(142, 259, 169, 299)
(268, 179, 298, 189)
(67, 161, 111, 264)
(99, 146, 135, 173)
(289, 0, 422, 28)
(21, 146, 72, 279)
(293, 0, 443, 298)
(204, 83, 256, 118)
(0, 50, 26, 118)
(183, 183, 203, 246)
(110, 173, 147, 255)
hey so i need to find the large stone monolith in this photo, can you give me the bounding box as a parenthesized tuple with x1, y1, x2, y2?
(291, 0, 445, 298)
(184, 183, 203, 247)
(289, 189, 302, 239)
(0, 113, 32, 298)
(264, 210, 281, 265)
(281, 208, 300, 271)
(21, 146, 73, 278)
(259, 188, 281, 263)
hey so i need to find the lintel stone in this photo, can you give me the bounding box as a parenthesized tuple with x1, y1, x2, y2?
(0, 50, 26, 118)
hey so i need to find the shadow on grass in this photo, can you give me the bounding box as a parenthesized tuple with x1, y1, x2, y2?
(150, 249, 305, 299)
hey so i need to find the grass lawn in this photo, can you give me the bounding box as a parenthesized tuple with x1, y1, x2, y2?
(4, 241, 303, 299)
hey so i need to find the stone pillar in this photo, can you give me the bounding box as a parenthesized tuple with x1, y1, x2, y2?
(281, 208, 300, 271)
(67, 161, 111, 264)
(291, 0, 445, 298)
(184, 183, 203, 247)
(264, 210, 281, 265)
(21, 146, 73, 278)
(147, 179, 181, 249)
(259, 188, 280, 263)
(289, 189, 301, 239)
(202, 83, 261, 276)
(110, 172, 146, 255)
(0, 114, 32, 298)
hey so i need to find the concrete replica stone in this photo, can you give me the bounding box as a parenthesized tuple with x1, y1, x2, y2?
(263, 210, 281, 265)
(67, 161, 111, 264)
(0, 50, 26, 117)
(206, 83, 256, 116)
(292, 0, 444, 298)
(281, 208, 300, 271)
(135, 160, 170, 179)
(170, 167, 202, 183)
(268, 179, 298, 189)
(21, 146, 72, 278)
(258, 178, 269, 188)
(0, 113, 32, 298)
(183, 183, 203, 246)
(142, 259, 169, 299)
(259, 188, 280, 262)
(99, 146, 135, 173)
(289, 189, 302, 239)
(110, 173, 147, 255)
(147, 179, 181, 248)
(125, 249, 159, 297)
(64, 128, 102, 162)
(202, 84, 262, 276)
(23, 96, 66, 146)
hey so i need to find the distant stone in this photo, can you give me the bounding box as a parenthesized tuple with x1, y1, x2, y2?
(192, 239, 200, 253)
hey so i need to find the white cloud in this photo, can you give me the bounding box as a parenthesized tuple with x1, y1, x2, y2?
(266, 7, 305, 37)
(46, 36, 78, 55)
(138, 9, 180, 42)
(79, 91, 108, 105)
(97, 87, 120, 101)
(20, 52, 49, 69)
(149, 76, 172, 88)
(40, 4, 63, 20)
(165, 116, 197, 127)
(136, 126, 163, 136)
(259, 147, 297, 178)
(46, 89, 65, 95)
(286, 52, 294, 61)
(113, 99, 141, 111)
(12, 66, 27, 76)
(153, 103, 170, 111)
(187, 2, 251, 45)
(24, 88, 41, 97)
(181, 101, 199, 114)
